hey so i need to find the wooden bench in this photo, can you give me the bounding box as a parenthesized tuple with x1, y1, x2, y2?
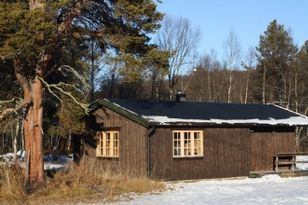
(274, 152, 308, 173)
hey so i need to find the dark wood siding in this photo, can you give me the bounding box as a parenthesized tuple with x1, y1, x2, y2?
(150, 128, 251, 180)
(91, 107, 148, 176)
(250, 131, 296, 171)
(150, 127, 296, 180)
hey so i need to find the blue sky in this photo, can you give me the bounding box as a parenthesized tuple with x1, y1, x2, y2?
(157, 0, 308, 60)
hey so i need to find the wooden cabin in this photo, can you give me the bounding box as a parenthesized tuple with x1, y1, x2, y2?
(88, 98, 308, 180)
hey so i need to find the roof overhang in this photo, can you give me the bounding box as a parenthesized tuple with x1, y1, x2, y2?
(90, 99, 149, 128)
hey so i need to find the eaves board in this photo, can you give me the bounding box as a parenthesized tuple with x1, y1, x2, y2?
(91, 99, 149, 128)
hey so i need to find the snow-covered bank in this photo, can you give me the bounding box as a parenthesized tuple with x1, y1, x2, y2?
(101, 175, 308, 205)
(43, 154, 73, 171)
(0, 151, 73, 171)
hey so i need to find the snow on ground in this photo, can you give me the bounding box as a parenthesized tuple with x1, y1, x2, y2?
(43, 154, 73, 171)
(101, 175, 308, 205)
(0, 151, 73, 171)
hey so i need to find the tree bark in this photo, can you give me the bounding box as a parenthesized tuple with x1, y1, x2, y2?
(30, 76, 44, 184)
(15, 72, 45, 186)
(15, 51, 47, 188)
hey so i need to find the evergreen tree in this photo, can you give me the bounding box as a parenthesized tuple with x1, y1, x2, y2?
(296, 41, 308, 113)
(255, 20, 297, 106)
(0, 0, 163, 187)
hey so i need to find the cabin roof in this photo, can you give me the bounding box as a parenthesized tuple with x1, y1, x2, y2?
(91, 98, 308, 127)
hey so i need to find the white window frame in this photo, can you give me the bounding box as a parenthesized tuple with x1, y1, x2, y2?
(173, 130, 204, 158)
(96, 131, 119, 158)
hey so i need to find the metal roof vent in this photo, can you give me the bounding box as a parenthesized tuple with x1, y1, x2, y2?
(175, 91, 186, 102)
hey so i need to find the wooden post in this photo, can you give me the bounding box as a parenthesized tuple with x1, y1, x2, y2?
(291, 154, 295, 171)
(275, 155, 279, 173)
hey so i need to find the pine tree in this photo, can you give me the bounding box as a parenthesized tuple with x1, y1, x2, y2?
(255, 20, 297, 106)
(0, 0, 163, 187)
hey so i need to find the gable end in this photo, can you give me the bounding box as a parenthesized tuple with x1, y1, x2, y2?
(90, 99, 149, 128)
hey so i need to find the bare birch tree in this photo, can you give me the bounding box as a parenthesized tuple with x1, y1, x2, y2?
(241, 46, 256, 104)
(223, 29, 242, 103)
(157, 15, 201, 99)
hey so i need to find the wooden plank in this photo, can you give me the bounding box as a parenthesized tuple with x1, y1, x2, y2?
(277, 152, 308, 156)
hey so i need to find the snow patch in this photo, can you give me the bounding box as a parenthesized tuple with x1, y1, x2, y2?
(43, 154, 73, 171)
(0, 150, 25, 165)
(102, 175, 308, 205)
(0, 152, 73, 171)
(296, 156, 308, 171)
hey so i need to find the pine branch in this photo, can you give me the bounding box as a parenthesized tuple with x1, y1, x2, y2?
(0, 108, 17, 121)
(0, 98, 24, 121)
(38, 76, 89, 114)
(58, 65, 90, 90)
(0, 98, 16, 105)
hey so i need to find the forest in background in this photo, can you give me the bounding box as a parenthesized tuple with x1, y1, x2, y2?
(0, 0, 308, 188)
(99, 19, 308, 116)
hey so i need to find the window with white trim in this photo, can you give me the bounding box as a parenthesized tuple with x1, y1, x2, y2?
(96, 131, 119, 157)
(173, 130, 203, 157)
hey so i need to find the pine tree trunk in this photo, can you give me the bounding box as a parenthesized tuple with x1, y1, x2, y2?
(30, 76, 44, 184)
(15, 59, 45, 187)
(22, 0, 46, 187)
(19, 76, 44, 186)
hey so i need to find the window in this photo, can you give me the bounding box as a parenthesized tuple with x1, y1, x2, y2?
(96, 131, 119, 157)
(173, 130, 203, 157)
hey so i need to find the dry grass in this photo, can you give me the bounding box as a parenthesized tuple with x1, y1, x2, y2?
(0, 157, 164, 205)
(0, 165, 26, 205)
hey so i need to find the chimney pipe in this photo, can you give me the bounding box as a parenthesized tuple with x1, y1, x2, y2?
(175, 91, 186, 102)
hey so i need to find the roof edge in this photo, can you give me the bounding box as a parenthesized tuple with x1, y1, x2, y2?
(270, 103, 308, 118)
(90, 98, 149, 128)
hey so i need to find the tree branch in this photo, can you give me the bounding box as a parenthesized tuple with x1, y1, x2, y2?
(0, 108, 17, 121)
(37, 76, 89, 114)
(0, 98, 16, 105)
(0, 98, 25, 121)
(58, 65, 90, 89)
